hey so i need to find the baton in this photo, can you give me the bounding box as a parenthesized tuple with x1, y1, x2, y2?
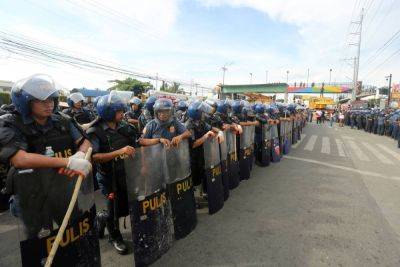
(45, 147, 93, 267)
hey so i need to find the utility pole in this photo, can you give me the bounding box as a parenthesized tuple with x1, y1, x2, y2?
(387, 74, 392, 106)
(350, 8, 364, 101)
(306, 68, 309, 87)
(329, 69, 332, 85)
(250, 73, 253, 84)
(266, 70, 268, 84)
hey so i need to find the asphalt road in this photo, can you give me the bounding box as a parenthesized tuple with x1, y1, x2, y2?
(2, 121, 400, 266)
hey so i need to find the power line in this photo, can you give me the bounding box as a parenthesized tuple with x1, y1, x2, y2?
(0, 31, 213, 91)
(362, 47, 400, 80)
(361, 28, 400, 68)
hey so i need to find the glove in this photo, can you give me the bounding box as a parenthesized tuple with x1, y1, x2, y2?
(66, 158, 92, 177)
(70, 151, 86, 159)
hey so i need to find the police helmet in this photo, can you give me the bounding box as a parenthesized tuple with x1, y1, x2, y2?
(96, 91, 126, 121)
(153, 98, 173, 119)
(216, 100, 230, 114)
(68, 92, 85, 107)
(205, 99, 218, 109)
(187, 100, 212, 120)
(177, 100, 188, 111)
(254, 104, 265, 114)
(145, 96, 157, 113)
(231, 100, 243, 114)
(129, 97, 142, 106)
(11, 74, 61, 118)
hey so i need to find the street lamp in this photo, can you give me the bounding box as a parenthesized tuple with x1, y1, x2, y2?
(250, 73, 253, 84)
(221, 66, 228, 86)
(285, 70, 289, 103)
(329, 69, 332, 85)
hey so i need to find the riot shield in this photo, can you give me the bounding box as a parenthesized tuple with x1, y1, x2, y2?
(14, 167, 100, 267)
(219, 131, 230, 201)
(270, 123, 281, 162)
(203, 137, 224, 214)
(239, 126, 252, 180)
(279, 119, 285, 154)
(226, 130, 240, 189)
(281, 120, 289, 155)
(249, 125, 255, 171)
(292, 119, 298, 144)
(165, 140, 197, 240)
(124, 144, 173, 266)
(257, 123, 271, 167)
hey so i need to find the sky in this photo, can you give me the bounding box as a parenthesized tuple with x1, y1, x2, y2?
(0, 0, 399, 91)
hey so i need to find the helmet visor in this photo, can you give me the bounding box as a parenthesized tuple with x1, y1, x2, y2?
(12, 74, 62, 100)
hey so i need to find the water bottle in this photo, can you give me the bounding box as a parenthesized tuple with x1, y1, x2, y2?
(44, 146, 55, 157)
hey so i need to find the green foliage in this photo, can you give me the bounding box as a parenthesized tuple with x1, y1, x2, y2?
(108, 77, 153, 96)
(160, 81, 184, 94)
(0, 92, 10, 105)
(378, 86, 389, 95)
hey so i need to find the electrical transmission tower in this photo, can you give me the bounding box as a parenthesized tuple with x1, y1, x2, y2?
(349, 8, 364, 101)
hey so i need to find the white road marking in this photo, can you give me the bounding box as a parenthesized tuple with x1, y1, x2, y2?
(335, 138, 346, 157)
(321, 137, 330, 154)
(377, 144, 400, 162)
(304, 135, 317, 151)
(283, 155, 400, 181)
(362, 142, 394, 165)
(347, 140, 370, 161)
(292, 134, 306, 148)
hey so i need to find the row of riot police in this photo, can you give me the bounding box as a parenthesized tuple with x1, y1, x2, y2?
(0, 73, 308, 267)
(344, 108, 400, 148)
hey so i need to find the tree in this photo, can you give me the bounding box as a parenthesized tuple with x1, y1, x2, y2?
(378, 86, 389, 95)
(160, 81, 183, 94)
(108, 77, 153, 96)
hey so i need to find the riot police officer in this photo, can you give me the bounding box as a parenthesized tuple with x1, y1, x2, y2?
(124, 97, 142, 126)
(88, 92, 138, 254)
(0, 74, 92, 238)
(63, 92, 95, 124)
(138, 96, 156, 132)
(140, 98, 190, 147)
(175, 100, 188, 123)
(185, 101, 220, 201)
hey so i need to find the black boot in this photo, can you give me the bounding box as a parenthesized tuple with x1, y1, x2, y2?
(107, 223, 128, 255)
(110, 237, 128, 255)
(95, 210, 108, 239)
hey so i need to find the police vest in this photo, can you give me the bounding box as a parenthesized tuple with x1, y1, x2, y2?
(89, 121, 136, 177)
(64, 108, 92, 124)
(4, 113, 76, 157)
(4, 114, 77, 195)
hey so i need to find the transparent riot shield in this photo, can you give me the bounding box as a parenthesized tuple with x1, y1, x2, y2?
(270, 123, 281, 162)
(165, 140, 197, 239)
(239, 126, 252, 180)
(219, 131, 229, 201)
(14, 167, 100, 267)
(124, 144, 173, 266)
(292, 119, 296, 144)
(258, 123, 271, 167)
(203, 137, 224, 214)
(240, 126, 252, 150)
(226, 130, 240, 189)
